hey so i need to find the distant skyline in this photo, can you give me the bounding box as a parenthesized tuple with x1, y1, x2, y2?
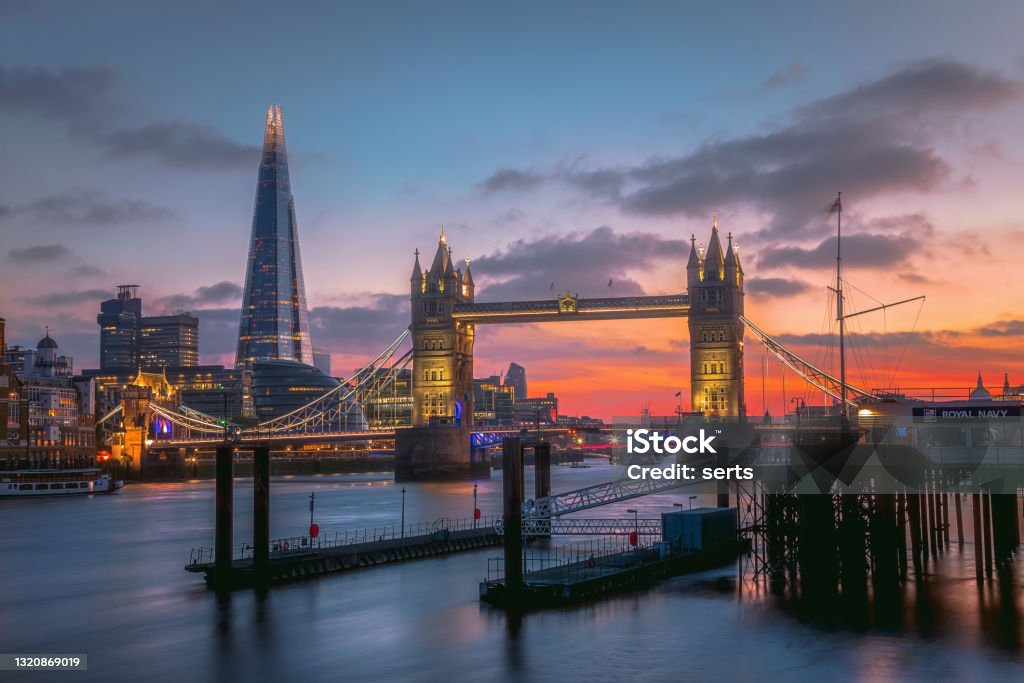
(2, 1, 1024, 418)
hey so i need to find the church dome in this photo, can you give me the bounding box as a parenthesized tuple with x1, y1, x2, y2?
(37, 334, 58, 350)
(969, 372, 991, 401)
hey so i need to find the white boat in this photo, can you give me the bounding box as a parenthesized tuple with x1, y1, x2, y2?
(0, 468, 124, 497)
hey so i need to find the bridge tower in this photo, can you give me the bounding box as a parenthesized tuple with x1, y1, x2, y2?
(409, 227, 476, 427)
(687, 215, 746, 419)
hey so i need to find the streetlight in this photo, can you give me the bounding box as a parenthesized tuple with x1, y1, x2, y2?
(791, 397, 805, 428)
(219, 384, 228, 443)
(689, 495, 697, 510)
(400, 486, 407, 538)
(673, 502, 683, 512)
(627, 508, 639, 563)
(473, 482, 478, 529)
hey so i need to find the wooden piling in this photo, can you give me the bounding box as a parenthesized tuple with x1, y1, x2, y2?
(972, 492, 983, 581)
(982, 489, 994, 578)
(954, 490, 964, 547)
(253, 445, 270, 579)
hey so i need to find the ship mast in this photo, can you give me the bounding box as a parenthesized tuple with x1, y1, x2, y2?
(835, 192, 846, 420)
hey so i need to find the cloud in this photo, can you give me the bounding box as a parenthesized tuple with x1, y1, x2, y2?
(0, 65, 258, 172)
(978, 320, 1024, 337)
(763, 60, 812, 88)
(745, 276, 812, 298)
(758, 232, 923, 270)
(476, 168, 546, 194)
(27, 288, 112, 306)
(475, 59, 1021, 240)
(70, 264, 106, 277)
(0, 189, 175, 226)
(155, 281, 243, 312)
(8, 243, 72, 261)
(471, 226, 686, 300)
(102, 121, 260, 170)
(0, 65, 115, 127)
(310, 294, 408, 352)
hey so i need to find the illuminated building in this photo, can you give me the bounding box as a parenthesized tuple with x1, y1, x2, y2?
(250, 360, 365, 428)
(686, 213, 746, 418)
(139, 314, 198, 370)
(361, 367, 413, 429)
(95, 286, 199, 372)
(504, 362, 526, 402)
(514, 392, 559, 424)
(98, 285, 142, 370)
(409, 228, 475, 426)
(474, 375, 515, 425)
(0, 323, 95, 469)
(85, 365, 253, 422)
(235, 105, 314, 368)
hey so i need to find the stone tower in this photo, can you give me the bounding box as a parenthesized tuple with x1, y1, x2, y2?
(409, 228, 476, 427)
(686, 215, 746, 419)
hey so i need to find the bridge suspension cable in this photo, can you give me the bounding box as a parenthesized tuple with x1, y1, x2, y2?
(739, 315, 874, 408)
(254, 328, 411, 434)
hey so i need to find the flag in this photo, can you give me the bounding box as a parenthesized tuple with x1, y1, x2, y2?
(674, 391, 682, 397)
(828, 195, 842, 214)
(608, 278, 613, 287)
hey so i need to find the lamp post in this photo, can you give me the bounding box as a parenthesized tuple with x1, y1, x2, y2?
(400, 486, 407, 539)
(689, 495, 697, 510)
(219, 384, 228, 443)
(473, 482, 478, 529)
(790, 396, 805, 428)
(673, 502, 683, 512)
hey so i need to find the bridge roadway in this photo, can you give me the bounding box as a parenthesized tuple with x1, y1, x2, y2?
(452, 294, 689, 324)
(152, 425, 582, 450)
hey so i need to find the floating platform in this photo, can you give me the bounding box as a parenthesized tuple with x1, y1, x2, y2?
(186, 526, 501, 589)
(479, 541, 743, 610)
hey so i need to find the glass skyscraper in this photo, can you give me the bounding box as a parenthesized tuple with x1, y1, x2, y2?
(235, 105, 314, 368)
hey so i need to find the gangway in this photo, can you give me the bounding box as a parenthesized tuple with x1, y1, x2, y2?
(495, 517, 663, 536)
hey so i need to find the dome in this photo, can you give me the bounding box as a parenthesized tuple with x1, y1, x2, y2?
(37, 334, 58, 350)
(969, 372, 991, 401)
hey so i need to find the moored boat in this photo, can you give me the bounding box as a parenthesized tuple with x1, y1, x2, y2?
(0, 468, 124, 497)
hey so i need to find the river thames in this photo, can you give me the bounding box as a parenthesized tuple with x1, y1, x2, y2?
(1, 459, 1022, 682)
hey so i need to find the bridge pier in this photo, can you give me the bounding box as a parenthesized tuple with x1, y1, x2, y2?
(253, 445, 270, 582)
(395, 426, 489, 481)
(214, 444, 233, 587)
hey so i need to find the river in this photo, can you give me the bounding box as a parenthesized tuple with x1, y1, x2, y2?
(1, 459, 1022, 682)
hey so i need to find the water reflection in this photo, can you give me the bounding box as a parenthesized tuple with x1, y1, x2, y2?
(0, 461, 1022, 681)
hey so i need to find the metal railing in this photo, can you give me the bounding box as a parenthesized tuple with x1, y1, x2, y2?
(187, 515, 500, 564)
(494, 517, 663, 537)
(486, 538, 677, 586)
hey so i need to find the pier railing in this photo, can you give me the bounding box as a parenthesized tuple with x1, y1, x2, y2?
(484, 538, 674, 586)
(187, 514, 501, 565)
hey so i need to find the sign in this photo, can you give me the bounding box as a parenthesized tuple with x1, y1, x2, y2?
(309, 523, 319, 538)
(913, 405, 1020, 421)
(473, 508, 481, 520)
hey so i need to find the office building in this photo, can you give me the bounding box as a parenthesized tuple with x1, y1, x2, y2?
(235, 105, 314, 367)
(139, 314, 199, 370)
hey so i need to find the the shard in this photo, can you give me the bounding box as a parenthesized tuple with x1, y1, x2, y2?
(235, 105, 314, 368)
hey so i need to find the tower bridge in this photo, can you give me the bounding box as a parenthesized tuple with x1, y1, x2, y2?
(116, 216, 868, 480)
(397, 218, 744, 477)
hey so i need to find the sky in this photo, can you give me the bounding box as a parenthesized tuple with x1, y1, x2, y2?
(1, 1, 1023, 419)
